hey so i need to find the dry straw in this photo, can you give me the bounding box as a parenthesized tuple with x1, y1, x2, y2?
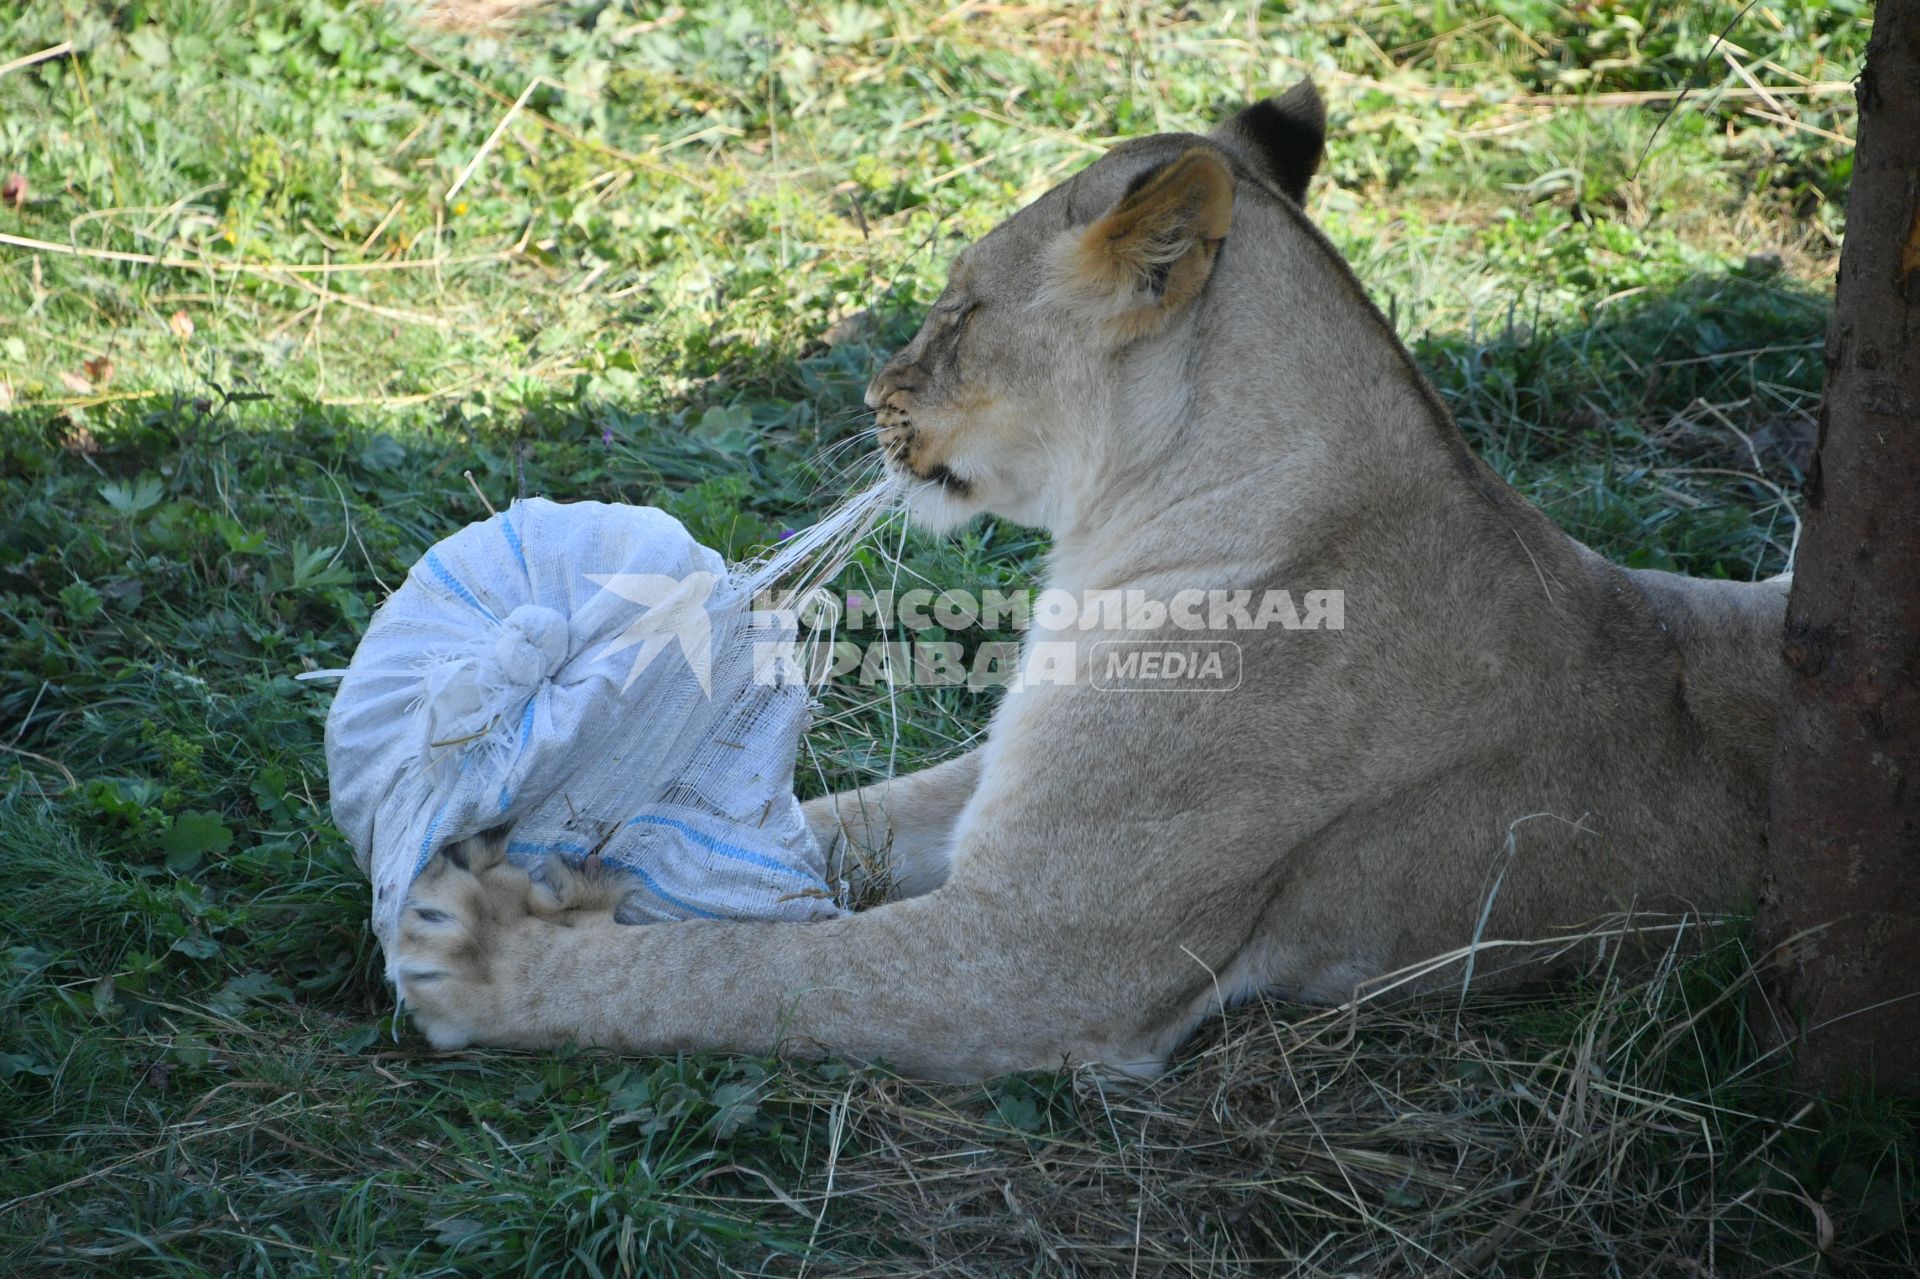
(725, 915, 1841, 1276)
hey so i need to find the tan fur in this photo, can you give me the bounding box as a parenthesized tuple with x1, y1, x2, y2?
(392, 83, 1788, 1082)
(1060, 147, 1234, 339)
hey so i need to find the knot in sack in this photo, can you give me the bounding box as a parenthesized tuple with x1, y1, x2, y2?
(494, 604, 570, 686)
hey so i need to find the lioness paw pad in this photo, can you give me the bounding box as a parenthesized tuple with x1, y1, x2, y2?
(393, 844, 530, 1047)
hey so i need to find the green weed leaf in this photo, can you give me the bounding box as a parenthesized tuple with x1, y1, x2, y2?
(158, 810, 234, 871)
(58, 581, 104, 623)
(101, 474, 165, 516)
(168, 932, 220, 960)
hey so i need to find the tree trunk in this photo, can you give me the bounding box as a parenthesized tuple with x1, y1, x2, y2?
(1754, 0, 1920, 1091)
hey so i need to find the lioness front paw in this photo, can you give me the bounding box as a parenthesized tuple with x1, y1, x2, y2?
(393, 834, 624, 1049)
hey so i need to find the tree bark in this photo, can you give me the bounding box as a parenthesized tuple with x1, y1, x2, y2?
(1754, 0, 1920, 1091)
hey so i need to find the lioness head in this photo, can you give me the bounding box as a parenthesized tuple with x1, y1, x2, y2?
(868, 81, 1327, 532)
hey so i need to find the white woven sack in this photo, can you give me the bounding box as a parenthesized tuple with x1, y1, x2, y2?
(321, 497, 841, 976)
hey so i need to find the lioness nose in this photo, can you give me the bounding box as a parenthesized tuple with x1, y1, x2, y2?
(866, 353, 921, 410)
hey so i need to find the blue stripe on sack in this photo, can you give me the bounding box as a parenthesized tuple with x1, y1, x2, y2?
(625, 813, 822, 886)
(627, 865, 724, 920)
(497, 698, 538, 811)
(507, 837, 593, 858)
(413, 801, 451, 879)
(422, 550, 499, 623)
(500, 514, 529, 575)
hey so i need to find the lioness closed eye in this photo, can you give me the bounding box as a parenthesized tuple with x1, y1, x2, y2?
(394, 81, 1787, 1082)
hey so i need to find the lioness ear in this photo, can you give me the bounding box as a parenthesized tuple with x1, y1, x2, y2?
(1060, 147, 1233, 335)
(1212, 79, 1324, 205)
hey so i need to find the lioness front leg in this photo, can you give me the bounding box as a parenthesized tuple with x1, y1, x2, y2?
(393, 819, 1183, 1081)
(803, 749, 982, 899)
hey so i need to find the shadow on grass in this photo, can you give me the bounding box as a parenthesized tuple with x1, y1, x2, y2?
(1413, 259, 1827, 580)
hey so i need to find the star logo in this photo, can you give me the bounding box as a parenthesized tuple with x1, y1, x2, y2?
(588, 570, 719, 694)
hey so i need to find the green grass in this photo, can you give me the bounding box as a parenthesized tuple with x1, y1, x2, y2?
(1, 0, 1913, 1273)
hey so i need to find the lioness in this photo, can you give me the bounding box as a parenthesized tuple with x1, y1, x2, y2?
(394, 82, 1788, 1081)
